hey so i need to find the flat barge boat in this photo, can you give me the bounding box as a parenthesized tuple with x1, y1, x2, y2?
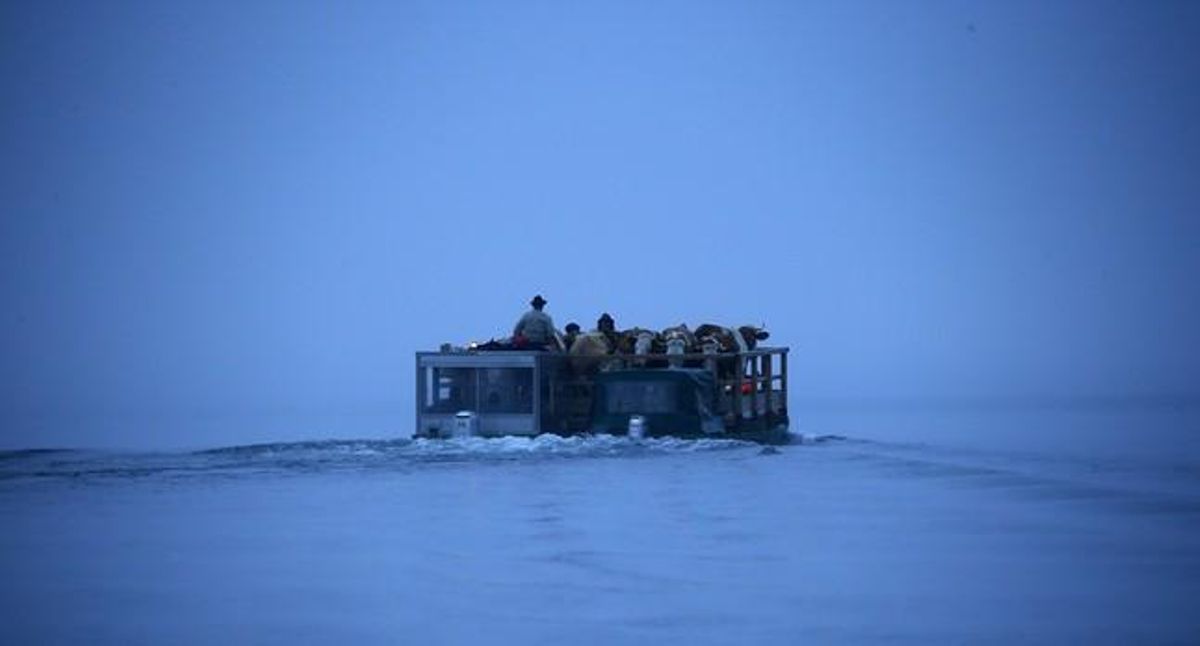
(415, 345, 790, 444)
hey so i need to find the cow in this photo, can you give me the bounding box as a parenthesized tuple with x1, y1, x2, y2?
(568, 332, 614, 375)
(738, 325, 770, 349)
(610, 327, 663, 367)
(694, 324, 770, 379)
(694, 324, 769, 353)
(658, 324, 697, 368)
(612, 327, 662, 355)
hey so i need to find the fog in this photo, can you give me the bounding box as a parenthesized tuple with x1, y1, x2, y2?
(2, 0, 1198, 449)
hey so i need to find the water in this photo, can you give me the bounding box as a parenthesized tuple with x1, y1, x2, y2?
(2, 410, 1199, 645)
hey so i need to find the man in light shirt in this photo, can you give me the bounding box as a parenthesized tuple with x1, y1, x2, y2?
(513, 295, 557, 350)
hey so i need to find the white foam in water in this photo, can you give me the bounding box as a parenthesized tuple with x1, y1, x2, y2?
(0, 435, 759, 483)
(1, 423, 1198, 645)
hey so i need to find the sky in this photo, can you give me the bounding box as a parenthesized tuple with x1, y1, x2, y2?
(2, 0, 1198, 449)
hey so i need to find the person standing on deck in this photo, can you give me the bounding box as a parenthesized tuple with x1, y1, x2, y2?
(562, 322, 582, 351)
(513, 295, 557, 350)
(595, 312, 619, 352)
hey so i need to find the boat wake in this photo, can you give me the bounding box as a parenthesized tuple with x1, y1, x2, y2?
(0, 434, 779, 484)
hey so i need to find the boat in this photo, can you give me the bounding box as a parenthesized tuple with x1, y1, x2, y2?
(414, 340, 790, 443)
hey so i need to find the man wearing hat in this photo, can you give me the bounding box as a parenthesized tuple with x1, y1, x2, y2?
(595, 312, 619, 351)
(513, 295, 557, 350)
(561, 322, 582, 351)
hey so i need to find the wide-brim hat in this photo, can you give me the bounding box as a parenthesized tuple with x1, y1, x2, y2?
(531, 295, 548, 306)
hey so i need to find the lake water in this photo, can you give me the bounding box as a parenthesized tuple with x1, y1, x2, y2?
(2, 404, 1198, 644)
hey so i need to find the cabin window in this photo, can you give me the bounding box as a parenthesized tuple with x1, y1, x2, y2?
(479, 368, 534, 414)
(423, 367, 477, 413)
(604, 381, 679, 414)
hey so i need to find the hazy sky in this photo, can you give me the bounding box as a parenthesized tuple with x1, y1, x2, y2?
(2, 0, 1198, 448)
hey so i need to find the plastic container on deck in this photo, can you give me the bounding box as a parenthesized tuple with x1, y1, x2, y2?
(628, 415, 646, 439)
(453, 411, 478, 437)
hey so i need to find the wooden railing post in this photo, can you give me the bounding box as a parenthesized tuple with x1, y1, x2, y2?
(732, 356, 743, 421)
(750, 353, 760, 419)
(763, 352, 773, 414)
(780, 350, 788, 413)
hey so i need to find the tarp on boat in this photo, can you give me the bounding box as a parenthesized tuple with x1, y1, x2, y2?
(589, 368, 724, 437)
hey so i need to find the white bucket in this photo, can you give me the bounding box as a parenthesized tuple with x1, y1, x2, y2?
(628, 415, 646, 439)
(453, 411, 478, 437)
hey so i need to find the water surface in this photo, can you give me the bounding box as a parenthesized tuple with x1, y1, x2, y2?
(2, 411, 1198, 645)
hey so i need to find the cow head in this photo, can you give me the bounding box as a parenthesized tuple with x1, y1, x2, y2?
(633, 331, 656, 356)
(660, 324, 695, 353)
(737, 325, 769, 350)
(695, 324, 737, 353)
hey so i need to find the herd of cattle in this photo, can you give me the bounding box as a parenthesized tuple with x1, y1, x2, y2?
(569, 323, 769, 356)
(564, 323, 770, 376)
(459, 323, 770, 376)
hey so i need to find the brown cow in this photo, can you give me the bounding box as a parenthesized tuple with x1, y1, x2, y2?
(694, 324, 770, 379)
(568, 332, 614, 375)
